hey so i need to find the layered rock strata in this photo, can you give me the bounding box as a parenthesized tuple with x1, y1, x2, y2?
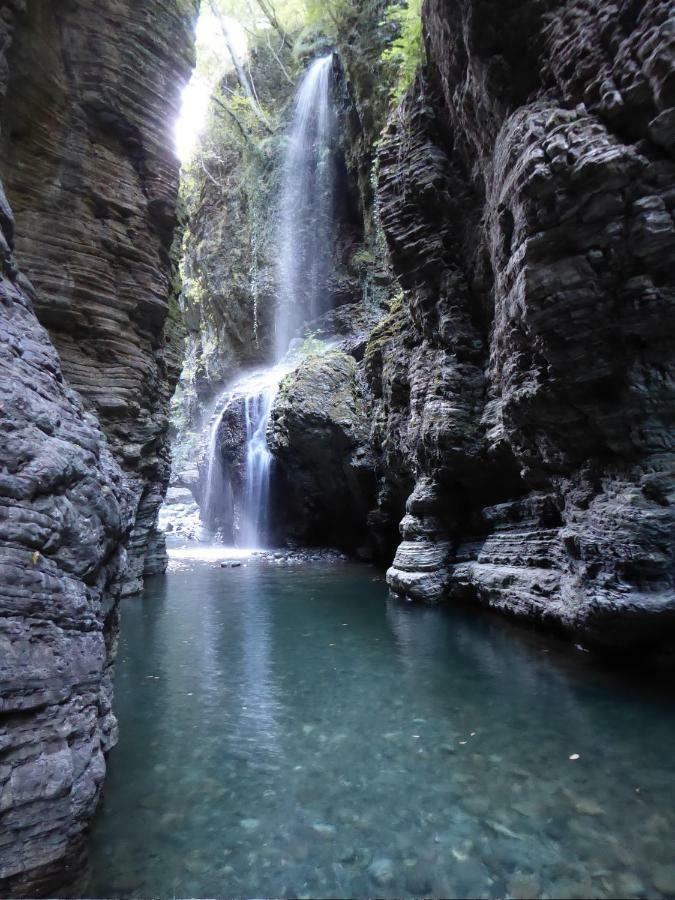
(373, 0, 675, 649)
(0, 0, 196, 894)
(0, 0, 197, 594)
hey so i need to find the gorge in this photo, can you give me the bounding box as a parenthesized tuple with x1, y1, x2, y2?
(0, 0, 674, 898)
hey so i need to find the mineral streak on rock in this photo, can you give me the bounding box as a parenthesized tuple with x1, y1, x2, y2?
(373, 0, 675, 648)
(0, 0, 197, 894)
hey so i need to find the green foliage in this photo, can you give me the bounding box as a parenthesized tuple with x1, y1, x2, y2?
(351, 248, 375, 271)
(380, 0, 424, 100)
(302, 0, 356, 35)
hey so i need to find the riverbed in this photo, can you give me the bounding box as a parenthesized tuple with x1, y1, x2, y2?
(87, 551, 675, 899)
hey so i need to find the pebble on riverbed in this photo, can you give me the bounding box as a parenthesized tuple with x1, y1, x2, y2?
(368, 858, 395, 886)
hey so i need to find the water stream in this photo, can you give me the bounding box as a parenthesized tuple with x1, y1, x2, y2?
(88, 551, 675, 899)
(199, 54, 335, 548)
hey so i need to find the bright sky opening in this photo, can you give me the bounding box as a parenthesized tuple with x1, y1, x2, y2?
(175, 9, 249, 163)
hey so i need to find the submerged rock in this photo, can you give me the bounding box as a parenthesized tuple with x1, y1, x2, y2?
(368, 857, 395, 886)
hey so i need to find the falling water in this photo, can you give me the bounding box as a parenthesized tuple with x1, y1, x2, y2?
(201, 366, 288, 547)
(200, 54, 335, 548)
(276, 53, 335, 359)
(239, 387, 277, 548)
(201, 396, 234, 540)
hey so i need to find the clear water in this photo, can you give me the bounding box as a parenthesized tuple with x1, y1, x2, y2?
(88, 555, 675, 900)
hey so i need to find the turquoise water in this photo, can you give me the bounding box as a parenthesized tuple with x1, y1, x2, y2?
(87, 555, 675, 899)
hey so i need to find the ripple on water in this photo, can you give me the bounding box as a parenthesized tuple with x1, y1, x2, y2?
(87, 558, 675, 899)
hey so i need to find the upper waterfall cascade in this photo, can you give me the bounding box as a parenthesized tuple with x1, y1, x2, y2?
(276, 53, 335, 360)
(201, 54, 336, 548)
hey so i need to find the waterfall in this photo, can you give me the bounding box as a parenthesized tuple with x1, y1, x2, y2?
(276, 53, 335, 359)
(200, 54, 335, 548)
(202, 395, 235, 541)
(200, 365, 287, 546)
(239, 385, 276, 548)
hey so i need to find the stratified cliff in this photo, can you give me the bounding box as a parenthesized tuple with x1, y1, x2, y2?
(0, 1, 196, 894)
(373, 0, 675, 649)
(0, 0, 196, 593)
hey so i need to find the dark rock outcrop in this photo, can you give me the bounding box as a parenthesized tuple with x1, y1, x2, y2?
(270, 350, 375, 552)
(368, 0, 675, 649)
(0, 1, 196, 894)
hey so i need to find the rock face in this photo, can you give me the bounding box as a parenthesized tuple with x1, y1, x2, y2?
(0, 1, 196, 894)
(0, 0, 197, 595)
(370, 0, 675, 649)
(270, 350, 375, 551)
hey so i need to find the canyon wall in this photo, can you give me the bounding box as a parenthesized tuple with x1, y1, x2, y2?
(0, 0, 197, 593)
(0, 1, 196, 894)
(183, 0, 673, 655)
(373, 0, 675, 649)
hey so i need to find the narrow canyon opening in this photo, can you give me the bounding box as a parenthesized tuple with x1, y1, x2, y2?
(0, 1, 674, 898)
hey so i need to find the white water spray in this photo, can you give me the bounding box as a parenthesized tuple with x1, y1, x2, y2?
(200, 54, 336, 548)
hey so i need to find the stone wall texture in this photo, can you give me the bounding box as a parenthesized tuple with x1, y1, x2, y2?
(0, 0, 197, 594)
(0, 0, 196, 894)
(372, 0, 675, 650)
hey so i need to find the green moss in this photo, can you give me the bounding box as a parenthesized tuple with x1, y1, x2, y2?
(364, 288, 406, 379)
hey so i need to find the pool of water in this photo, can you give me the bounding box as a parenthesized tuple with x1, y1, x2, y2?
(87, 554, 675, 899)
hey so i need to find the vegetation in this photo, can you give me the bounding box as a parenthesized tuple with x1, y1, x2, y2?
(173, 0, 423, 445)
(380, 0, 424, 99)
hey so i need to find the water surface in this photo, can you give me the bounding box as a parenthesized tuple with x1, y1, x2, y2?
(88, 555, 675, 899)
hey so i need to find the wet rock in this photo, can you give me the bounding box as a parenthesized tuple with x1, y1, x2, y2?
(270, 350, 376, 552)
(387, 478, 452, 604)
(0, 2, 196, 894)
(312, 823, 336, 839)
(653, 864, 675, 896)
(570, 795, 605, 817)
(615, 872, 646, 897)
(508, 872, 541, 900)
(0, 0, 196, 596)
(0, 150, 129, 899)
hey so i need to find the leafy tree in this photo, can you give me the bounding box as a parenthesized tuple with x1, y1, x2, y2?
(381, 0, 424, 100)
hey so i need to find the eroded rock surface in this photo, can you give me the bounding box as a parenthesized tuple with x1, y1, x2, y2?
(270, 351, 375, 552)
(0, 1, 196, 894)
(0, 0, 197, 595)
(0, 162, 131, 900)
(370, 0, 675, 649)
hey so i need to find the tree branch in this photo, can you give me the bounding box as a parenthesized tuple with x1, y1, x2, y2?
(250, 0, 292, 49)
(208, 0, 272, 132)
